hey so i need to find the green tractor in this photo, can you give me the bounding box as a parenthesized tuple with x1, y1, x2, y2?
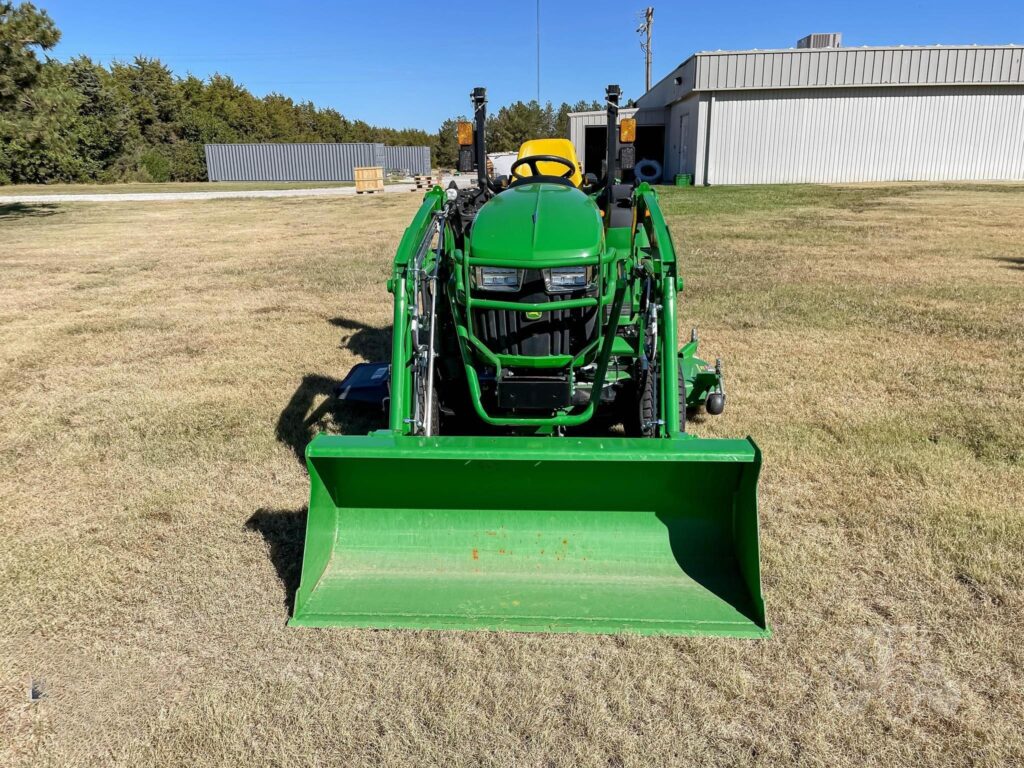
(290, 86, 768, 637)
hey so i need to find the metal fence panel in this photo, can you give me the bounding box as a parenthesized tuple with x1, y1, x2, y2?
(204, 143, 430, 181)
(381, 145, 431, 175)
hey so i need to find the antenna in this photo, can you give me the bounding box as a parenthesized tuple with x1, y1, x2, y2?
(636, 6, 653, 92)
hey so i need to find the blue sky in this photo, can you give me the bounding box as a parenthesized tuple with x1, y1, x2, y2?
(41, 0, 1023, 130)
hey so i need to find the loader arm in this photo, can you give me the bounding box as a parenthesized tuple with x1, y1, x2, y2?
(633, 183, 684, 437)
(386, 189, 446, 434)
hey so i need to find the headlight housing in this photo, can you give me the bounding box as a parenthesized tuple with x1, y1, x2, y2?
(473, 266, 523, 292)
(542, 266, 596, 293)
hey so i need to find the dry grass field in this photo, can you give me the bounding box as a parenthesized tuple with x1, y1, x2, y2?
(2, 184, 1023, 766)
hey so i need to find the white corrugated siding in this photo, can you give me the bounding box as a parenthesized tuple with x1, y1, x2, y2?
(705, 86, 1024, 184)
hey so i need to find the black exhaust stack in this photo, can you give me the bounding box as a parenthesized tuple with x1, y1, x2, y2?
(472, 87, 488, 190)
(604, 84, 621, 210)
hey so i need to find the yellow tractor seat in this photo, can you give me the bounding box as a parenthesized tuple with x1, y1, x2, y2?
(515, 138, 583, 187)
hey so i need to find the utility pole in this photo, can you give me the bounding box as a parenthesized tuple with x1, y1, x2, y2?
(536, 0, 541, 102)
(637, 6, 653, 92)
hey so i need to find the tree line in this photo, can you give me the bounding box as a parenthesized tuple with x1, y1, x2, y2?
(1, 2, 603, 184)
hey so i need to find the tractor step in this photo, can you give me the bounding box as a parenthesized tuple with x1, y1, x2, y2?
(334, 362, 390, 406)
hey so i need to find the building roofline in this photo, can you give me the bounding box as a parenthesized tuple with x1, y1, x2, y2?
(638, 43, 1024, 106)
(693, 43, 1024, 56)
(651, 44, 1024, 90)
(643, 54, 697, 96)
(566, 107, 639, 118)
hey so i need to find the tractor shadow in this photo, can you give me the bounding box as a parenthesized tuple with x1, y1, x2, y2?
(328, 316, 391, 359)
(245, 507, 306, 614)
(260, 318, 394, 613)
(275, 372, 387, 463)
(0, 202, 61, 221)
(275, 317, 392, 464)
(991, 255, 1024, 271)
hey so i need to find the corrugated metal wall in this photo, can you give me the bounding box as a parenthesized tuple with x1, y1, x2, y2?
(567, 108, 669, 175)
(567, 108, 639, 168)
(695, 46, 1024, 91)
(705, 85, 1024, 184)
(380, 146, 431, 175)
(204, 143, 430, 181)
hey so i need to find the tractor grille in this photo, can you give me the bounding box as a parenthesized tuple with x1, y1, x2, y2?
(472, 277, 598, 358)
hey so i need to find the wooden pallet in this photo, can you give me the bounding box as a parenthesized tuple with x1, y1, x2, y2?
(412, 174, 440, 191)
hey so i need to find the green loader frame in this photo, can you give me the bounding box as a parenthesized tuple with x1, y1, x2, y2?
(289, 86, 768, 637)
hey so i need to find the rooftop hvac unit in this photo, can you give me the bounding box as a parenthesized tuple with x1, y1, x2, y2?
(797, 33, 842, 49)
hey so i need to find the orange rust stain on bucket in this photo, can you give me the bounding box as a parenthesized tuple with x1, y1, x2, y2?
(471, 548, 479, 560)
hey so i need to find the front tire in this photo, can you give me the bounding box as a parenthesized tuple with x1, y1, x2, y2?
(637, 364, 657, 436)
(412, 365, 441, 436)
(677, 364, 687, 434)
(624, 362, 686, 436)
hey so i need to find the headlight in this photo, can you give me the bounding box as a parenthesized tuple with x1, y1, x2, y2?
(473, 266, 523, 292)
(542, 266, 595, 292)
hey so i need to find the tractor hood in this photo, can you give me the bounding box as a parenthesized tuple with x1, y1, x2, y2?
(470, 183, 603, 263)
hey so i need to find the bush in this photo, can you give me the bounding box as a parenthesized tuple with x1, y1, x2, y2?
(139, 148, 170, 182)
(168, 142, 206, 181)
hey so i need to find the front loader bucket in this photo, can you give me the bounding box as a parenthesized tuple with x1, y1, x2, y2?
(290, 434, 767, 637)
